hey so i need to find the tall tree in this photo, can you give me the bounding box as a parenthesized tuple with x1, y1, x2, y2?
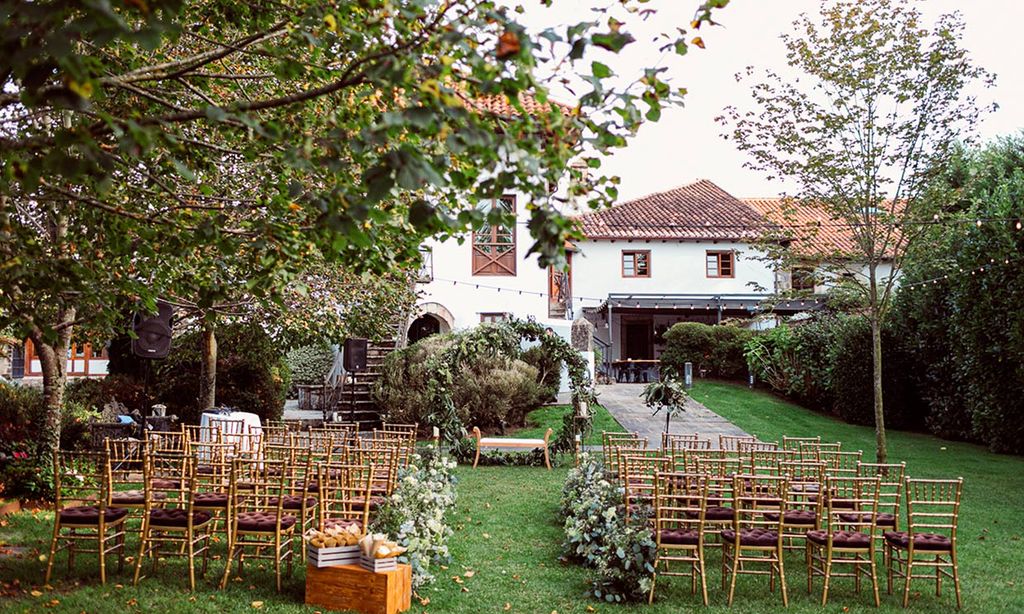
(721, 0, 993, 461)
(1, 0, 729, 449)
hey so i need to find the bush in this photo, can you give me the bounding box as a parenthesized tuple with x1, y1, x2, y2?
(65, 374, 149, 414)
(285, 342, 335, 385)
(560, 455, 657, 603)
(146, 323, 290, 425)
(375, 333, 545, 431)
(521, 345, 562, 403)
(661, 322, 753, 380)
(370, 447, 458, 589)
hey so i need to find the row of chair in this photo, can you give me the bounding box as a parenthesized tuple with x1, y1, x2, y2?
(602, 431, 963, 609)
(45, 421, 418, 591)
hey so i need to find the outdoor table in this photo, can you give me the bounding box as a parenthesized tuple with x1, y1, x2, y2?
(612, 359, 660, 383)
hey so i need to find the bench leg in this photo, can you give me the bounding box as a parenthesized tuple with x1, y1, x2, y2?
(543, 445, 551, 470)
(473, 442, 481, 468)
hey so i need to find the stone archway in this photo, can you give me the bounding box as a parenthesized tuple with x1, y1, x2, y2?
(406, 302, 454, 344)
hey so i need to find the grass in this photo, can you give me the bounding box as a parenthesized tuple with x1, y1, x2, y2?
(1, 383, 1021, 612)
(515, 403, 625, 445)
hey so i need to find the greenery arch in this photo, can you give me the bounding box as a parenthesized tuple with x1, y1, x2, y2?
(424, 318, 595, 455)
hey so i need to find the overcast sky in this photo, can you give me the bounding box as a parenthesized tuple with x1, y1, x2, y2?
(515, 0, 1022, 202)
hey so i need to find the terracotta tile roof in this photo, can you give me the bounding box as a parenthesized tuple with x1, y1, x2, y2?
(576, 179, 772, 241)
(464, 92, 574, 118)
(742, 197, 897, 259)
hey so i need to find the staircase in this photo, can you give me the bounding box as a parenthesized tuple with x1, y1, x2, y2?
(334, 339, 397, 430)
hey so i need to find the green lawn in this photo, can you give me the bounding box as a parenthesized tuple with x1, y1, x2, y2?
(2, 383, 1021, 612)
(515, 403, 625, 445)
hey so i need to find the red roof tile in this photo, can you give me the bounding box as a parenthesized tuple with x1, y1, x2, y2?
(576, 180, 771, 241)
(742, 197, 897, 259)
(463, 92, 574, 118)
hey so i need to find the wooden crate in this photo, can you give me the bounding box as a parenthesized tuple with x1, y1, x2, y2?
(360, 554, 397, 573)
(307, 544, 360, 568)
(305, 563, 412, 614)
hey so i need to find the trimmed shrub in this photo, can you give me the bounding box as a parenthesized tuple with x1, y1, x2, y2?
(661, 322, 753, 380)
(521, 345, 562, 403)
(286, 342, 335, 385)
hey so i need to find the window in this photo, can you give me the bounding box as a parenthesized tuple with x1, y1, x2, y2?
(621, 250, 651, 278)
(417, 246, 433, 282)
(472, 196, 516, 276)
(480, 312, 509, 323)
(791, 266, 816, 292)
(706, 250, 734, 278)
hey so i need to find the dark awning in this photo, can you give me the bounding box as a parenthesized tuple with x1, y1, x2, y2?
(589, 293, 825, 315)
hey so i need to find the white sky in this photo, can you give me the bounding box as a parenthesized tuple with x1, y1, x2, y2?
(515, 0, 1022, 201)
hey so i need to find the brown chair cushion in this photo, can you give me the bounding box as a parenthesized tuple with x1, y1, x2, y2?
(193, 492, 229, 507)
(720, 527, 778, 547)
(687, 506, 734, 521)
(351, 496, 385, 511)
(764, 509, 817, 525)
(196, 465, 216, 475)
(267, 495, 317, 510)
(659, 529, 700, 545)
(884, 531, 952, 551)
(806, 530, 871, 548)
(152, 479, 181, 490)
(323, 518, 363, 532)
(111, 490, 166, 505)
(236, 511, 296, 532)
(149, 508, 212, 528)
(298, 480, 319, 493)
(837, 512, 896, 527)
(59, 506, 129, 525)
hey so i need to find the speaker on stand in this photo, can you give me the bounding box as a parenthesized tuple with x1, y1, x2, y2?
(132, 300, 174, 435)
(342, 338, 369, 424)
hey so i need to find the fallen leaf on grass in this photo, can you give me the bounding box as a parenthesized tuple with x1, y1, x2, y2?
(460, 587, 469, 593)
(452, 576, 463, 584)
(482, 533, 490, 540)
(251, 601, 264, 609)
(30, 590, 43, 597)
(418, 596, 430, 606)
(504, 603, 511, 611)
(463, 570, 475, 578)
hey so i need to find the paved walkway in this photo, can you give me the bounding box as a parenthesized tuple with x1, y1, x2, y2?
(597, 383, 750, 447)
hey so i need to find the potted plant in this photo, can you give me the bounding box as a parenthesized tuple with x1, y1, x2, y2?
(641, 376, 688, 433)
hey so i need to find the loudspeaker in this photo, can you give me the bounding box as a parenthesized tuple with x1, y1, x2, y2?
(132, 300, 173, 359)
(343, 338, 368, 372)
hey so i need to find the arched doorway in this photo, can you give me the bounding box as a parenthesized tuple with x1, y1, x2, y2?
(408, 314, 443, 343)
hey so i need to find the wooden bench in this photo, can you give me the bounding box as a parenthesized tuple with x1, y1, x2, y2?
(471, 427, 553, 470)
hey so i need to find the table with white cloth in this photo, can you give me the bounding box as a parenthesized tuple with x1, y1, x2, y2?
(199, 410, 263, 451)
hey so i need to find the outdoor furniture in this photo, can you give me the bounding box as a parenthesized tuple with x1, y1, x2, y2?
(778, 460, 827, 553)
(721, 474, 790, 607)
(782, 435, 821, 452)
(45, 450, 128, 585)
(317, 461, 374, 534)
(799, 441, 842, 461)
(219, 458, 296, 592)
(885, 477, 964, 609)
(818, 449, 863, 478)
(612, 359, 660, 383)
(620, 451, 672, 519)
(719, 434, 757, 454)
(471, 426, 553, 470)
(661, 432, 699, 451)
(133, 451, 214, 590)
(806, 476, 882, 607)
(602, 432, 646, 475)
(649, 472, 710, 605)
(857, 461, 907, 549)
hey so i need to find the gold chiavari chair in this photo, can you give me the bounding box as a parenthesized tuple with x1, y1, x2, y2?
(602, 433, 646, 476)
(649, 472, 709, 606)
(190, 441, 238, 531)
(885, 477, 964, 609)
(694, 456, 742, 479)
(661, 432, 699, 451)
(104, 438, 148, 519)
(694, 457, 740, 549)
(184, 424, 221, 447)
(382, 422, 418, 436)
(268, 446, 317, 558)
(719, 434, 757, 455)
(721, 474, 790, 607)
(355, 441, 400, 503)
(621, 452, 672, 519)
(818, 449, 863, 478)
(782, 435, 820, 453)
(220, 457, 297, 592)
(738, 440, 780, 455)
(321, 421, 360, 432)
(743, 448, 796, 476)
(799, 441, 841, 461)
(261, 425, 291, 447)
(373, 429, 416, 468)
(317, 461, 374, 534)
(213, 418, 246, 448)
(145, 429, 187, 453)
(133, 451, 213, 590)
(856, 461, 906, 551)
(675, 447, 726, 473)
(302, 429, 339, 457)
(806, 476, 882, 606)
(777, 460, 826, 553)
(45, 450, 128, 585)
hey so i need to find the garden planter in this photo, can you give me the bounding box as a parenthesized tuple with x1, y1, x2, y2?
(305, 562, 411, 614)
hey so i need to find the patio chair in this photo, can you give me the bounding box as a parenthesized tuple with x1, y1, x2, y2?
(649, 472, 710, 605)
(661, 432, 699, 452)
(719, 435, 757, 455)
(799, 441, 841, 461)
(856, 461, 906, 551)
(317, 461, 374, 534)
(45, 450, 128, 585)
(620, 452, 672, 519)
(782, 435, 820, 453)
(885, 477, 964, 609)
(806, 475, 882, 606)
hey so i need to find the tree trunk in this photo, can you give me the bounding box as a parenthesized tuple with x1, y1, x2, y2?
(868, 265, 888, 463)
(199, 321, 217, 410)
(29, 307, 76, 455)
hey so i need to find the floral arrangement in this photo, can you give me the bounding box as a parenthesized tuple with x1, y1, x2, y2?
(371, 446, 458, 589)
(560, 454, 657, 603)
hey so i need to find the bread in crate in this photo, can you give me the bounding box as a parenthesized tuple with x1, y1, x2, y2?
(306, 525, 362, 567)
(358, 532, 406, 573)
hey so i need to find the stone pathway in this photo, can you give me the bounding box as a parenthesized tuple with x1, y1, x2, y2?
(596, 383, 751, 447)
